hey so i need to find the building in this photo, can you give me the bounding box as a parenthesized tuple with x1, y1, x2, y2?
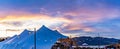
(106, 40, 120, 49)
(105, 44, 120, 49)
(51, 37, 78, 49)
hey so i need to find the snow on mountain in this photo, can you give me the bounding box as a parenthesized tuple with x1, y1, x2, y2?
(0, 25, 67, 49)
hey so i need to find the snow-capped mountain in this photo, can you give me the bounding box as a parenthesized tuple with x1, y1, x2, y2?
(0, 25, 67, 49)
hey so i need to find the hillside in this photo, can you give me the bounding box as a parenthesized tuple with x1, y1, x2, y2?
(73, 36, 120, 45)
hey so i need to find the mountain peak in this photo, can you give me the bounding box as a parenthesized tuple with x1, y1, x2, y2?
(24, 29, 29, 31)
(41, 25, 47, 28)
(37, 25, 52, 31)
(19, 29, 31, 37)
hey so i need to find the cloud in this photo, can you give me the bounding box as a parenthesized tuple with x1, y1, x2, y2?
(0, 0, 120, 38)
(0, 7, 120, 38)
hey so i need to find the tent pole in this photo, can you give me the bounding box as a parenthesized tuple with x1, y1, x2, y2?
(34, 28, 36, 49)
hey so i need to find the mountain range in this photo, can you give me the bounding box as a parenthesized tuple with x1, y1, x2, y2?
(73, 36, 119, 45)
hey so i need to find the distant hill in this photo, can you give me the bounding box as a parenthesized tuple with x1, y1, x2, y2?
(73, 36, 120, 45)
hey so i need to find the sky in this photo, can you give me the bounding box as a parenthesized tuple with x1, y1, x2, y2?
(0, 0, 120, 39)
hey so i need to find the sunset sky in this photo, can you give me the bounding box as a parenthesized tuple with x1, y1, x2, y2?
(0, 0, 120, 38)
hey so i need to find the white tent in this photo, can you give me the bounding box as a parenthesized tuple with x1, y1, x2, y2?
(0, 25, 67, 49)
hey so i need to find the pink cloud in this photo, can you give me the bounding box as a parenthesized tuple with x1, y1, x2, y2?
(63, 8, 120, 22)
